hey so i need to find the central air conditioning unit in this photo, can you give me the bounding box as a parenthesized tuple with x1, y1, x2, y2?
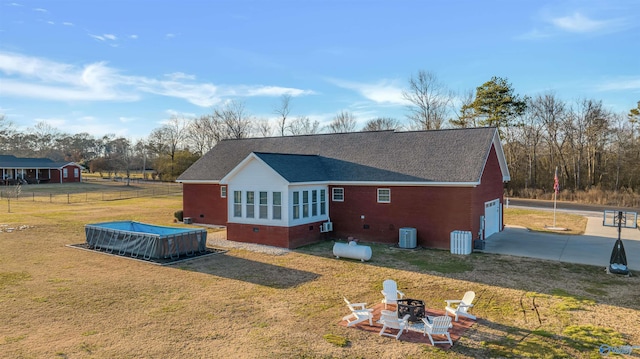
(320, 221, 333, 233)
(398, 227, 417, 249)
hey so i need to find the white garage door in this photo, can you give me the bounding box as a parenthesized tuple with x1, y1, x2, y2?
(484, 199, 500, 238)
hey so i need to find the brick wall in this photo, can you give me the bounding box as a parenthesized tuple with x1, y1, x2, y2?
(227, 221, 324, 249)
(183, 183, 228, 225)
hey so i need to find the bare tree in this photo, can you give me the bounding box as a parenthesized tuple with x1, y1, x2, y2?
(108, 137, 134, 183)
(212, 100, 253, 139)
(274, 94, 291, 136)
(164, 115, 189, 161)
(523, 94, 557, 188)
(29, 121, 62, 154)
(288, 116, 320, 135)
(450, 89, 477, 128)
(361, 117, 401, 131)
(578, 99, 610, 187)
(187, 114, 222, 155)
(255, 118, 273, 137)
(134, 139, 150, 179)
(147, 115, 188, 176)
(610, 113, 629, 190)
(0, 114, 16, 153)
(402, 70, 453, 130)
(327, 111, 357, 133)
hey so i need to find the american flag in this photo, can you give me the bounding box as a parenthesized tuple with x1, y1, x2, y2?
(553, 167, 559, 194)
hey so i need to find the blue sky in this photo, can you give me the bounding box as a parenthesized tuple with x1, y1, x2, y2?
(1, 0, 638, 140)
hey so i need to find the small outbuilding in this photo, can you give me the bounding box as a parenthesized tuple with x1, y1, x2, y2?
(177, 127, 510, 249)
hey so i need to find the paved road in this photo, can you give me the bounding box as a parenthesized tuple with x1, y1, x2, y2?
(483, 201, 640, 271)
(506, 198, 639, 217)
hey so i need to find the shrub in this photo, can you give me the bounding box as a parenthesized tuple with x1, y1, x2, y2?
(174, 210, 183, 222)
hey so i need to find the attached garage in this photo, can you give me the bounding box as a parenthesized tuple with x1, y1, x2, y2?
(484, 198, 501, 238)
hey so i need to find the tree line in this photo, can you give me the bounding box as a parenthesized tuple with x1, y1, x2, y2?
(1, 71, 639, 201)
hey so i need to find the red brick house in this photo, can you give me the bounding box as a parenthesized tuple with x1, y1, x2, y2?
(0, 155, 83, 184)
(177, 128, 510, 249)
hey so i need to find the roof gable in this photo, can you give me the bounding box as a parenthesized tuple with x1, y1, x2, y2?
(221, 153, 290, 185)
(178, 128, 508, 185)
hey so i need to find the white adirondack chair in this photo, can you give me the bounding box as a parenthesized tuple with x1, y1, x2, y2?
(445, 291, 476, 321)
(422, 315, 453, 346)
(378, 310, 410, 340)
(343, 297, 374, 327)
(380, 279, 405, 309)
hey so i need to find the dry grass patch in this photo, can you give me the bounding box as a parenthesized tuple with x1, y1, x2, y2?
(505, 208, 588, 234)
(0, 194, 638, 358)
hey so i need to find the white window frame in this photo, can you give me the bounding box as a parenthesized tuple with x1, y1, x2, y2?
(246, 191, 255, 218)
(272, 192, 282, 220)
(259, 191, 268, 219)
(302, 191, 309, 218)
(332, 187, 344, 202)
(233, 191, 242, 218)
(220, 186, 227, 198)
(292, 191, 300, 219)
(320, 189, 326, 215)
(377, 188, 391, 203)
(311, 190, 318, 216)
(73, 168, 79, 177)
(63, 168, 68, 178)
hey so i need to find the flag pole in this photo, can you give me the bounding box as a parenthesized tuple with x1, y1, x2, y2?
(553, 166, 558, 228)
(553, 187, 557, 228)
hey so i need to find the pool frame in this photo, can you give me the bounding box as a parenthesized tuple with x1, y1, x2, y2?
(85, 221, 207, 260)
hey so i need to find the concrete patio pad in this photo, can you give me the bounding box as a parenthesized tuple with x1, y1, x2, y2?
(483, 215, 640, 271)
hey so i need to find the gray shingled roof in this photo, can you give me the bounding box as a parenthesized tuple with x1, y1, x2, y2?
(178, 127, 502, 184)
(0, 155, 77, 169)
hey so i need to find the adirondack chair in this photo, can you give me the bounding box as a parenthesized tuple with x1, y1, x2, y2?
(422, 315, 453, 346)
(380, 279, 405, 309)
(378, 310, 411, 340)
(342, 297, 374, 327)
(445, 291, 476, 321)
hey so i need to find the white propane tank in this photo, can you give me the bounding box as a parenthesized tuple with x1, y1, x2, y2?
(333, 241, 372, 262)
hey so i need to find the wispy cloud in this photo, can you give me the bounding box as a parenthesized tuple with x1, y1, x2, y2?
(164, 109, 197, 119)
(63, 22, 74, 26)
(165, 33, 176, 39)
(118, 116, 137, 123)
(129, 34, 138, 39)
(596, 77, 640, 92)
(241, 86, 314, 97)
(519, 7, 633, 40)
(165, 72, 196, 81)
(551, 12, 612, 33)
(0, 52, 314, 107)
(33, 7, 47, 13)
(134, 77, 220, 107)
(328, 78, 407, 105)
(89, 33, 117, 42)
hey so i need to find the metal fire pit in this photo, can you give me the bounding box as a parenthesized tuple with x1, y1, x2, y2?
(397, 299, 425, 322)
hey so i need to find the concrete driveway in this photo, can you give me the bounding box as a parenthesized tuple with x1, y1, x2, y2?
(483, 213, 640, 271)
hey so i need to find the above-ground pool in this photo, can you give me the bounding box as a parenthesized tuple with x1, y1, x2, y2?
(85, 221, 207, 260)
